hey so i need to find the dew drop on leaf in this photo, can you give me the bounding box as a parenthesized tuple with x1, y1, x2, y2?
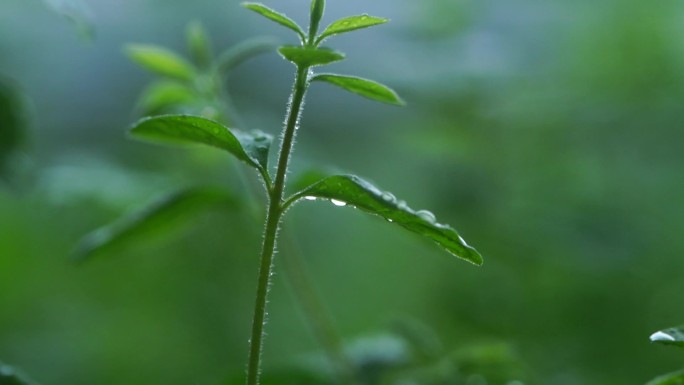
(650, 331, 676, 342)
(304, 196, 317, 201)
(416, 210, 436, 224)
(331, 199, 347, 207)
(381, 192, 396, 203)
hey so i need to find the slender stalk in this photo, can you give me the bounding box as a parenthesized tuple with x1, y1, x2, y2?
(246, 65, 310, 385)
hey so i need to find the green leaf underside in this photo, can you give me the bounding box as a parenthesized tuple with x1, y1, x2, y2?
(129, 115, 273, 171)
(74, 188, 234, 262)
(0, 78, 26, 175)
(647, 369, 684, 385)
(137, 81, 196, 115)
(318, 14, 388, 42)
(651, 326, 684, 348)
(125, 44, 196, 81)
(0, 361, 37, 385)
(278, 46, 345, 67)
(293, 175, 483, 265)
(242, 2, 305, 40)
(312, 74, 404, 105)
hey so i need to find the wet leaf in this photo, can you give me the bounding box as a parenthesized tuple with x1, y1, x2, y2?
(242, 2, 306, 41)
(136, 81, 196, 116)
(290, 175, 483, 265)
(278, 46, 345, 68)
(74, 188, 234, 262)
(129, 115, 273, 172)
(312, 74, 404, 105)
(125, 44, 196, 81)
(650, 326, 684, 348)
(646, 369, 684, 385)
(317, 15, 388, 43)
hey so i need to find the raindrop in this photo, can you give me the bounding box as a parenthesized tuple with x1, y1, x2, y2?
(397, 200, 408, 210)
(331, 199, 347, 207)
(381, 192, 396, 203)
(416, 210, 436, 223)
(651, 331, 676, 342)
(304, 196, 317, 201)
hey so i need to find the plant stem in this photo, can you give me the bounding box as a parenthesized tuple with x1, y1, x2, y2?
(246, 65, 309, 385)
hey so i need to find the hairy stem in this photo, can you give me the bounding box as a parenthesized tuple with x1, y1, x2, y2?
(246, 65, 309, 385)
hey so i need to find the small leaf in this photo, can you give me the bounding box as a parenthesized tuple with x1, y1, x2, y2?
(312, 74, 404, 105)
(129, 115, 273, 171)
(217, 37, 277, 73)
(317, 14, 388, 43)
(646, 369, 684, 385)
(74, 188, 234, 262)
(186, 21, 213, 69)
(242, 2, 306, 42)
(0, 361, 38, 385)
(278, 46, 345, 68)
(136, 81, 197, 116)
(309, 0, 325, 39)
(291, 175, 483, 265)
(650, 326, 684, 348)
(125, 44, 196, 81)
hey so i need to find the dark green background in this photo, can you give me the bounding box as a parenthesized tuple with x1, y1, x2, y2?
(1, 0, 683, 384)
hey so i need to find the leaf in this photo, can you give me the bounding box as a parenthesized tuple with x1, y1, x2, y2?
(650, 326, 684, 348)
(646, 369, 684, 385)
(129, 115, 273, 172)
(0, 361, 38, 385)
(278, 46, 345, 68)
(312, 74, 404, 105)
(217, 37, 277, 73)
(136, 81, 197, 116)
(125, 44, 196, 81)
(242, 2, 306, 41)
(317, 15, 388, 43)
(186, 21, 213, 68)
(309, 0, 326, 39)
(74, 188, 234, 262)
(290, 175, 483, 265)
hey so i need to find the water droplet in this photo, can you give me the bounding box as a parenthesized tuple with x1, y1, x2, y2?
(331, 199, 347, 207)
(651, 331, 676, 342)
(304, 196, 317, 201)
(360, 15, 369, 20)
(381, 192, 396, 203)
(397, 200, 408, 210)
(416, 210, 436, 223)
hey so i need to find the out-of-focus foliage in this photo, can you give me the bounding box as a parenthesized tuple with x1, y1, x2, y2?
(0, 78, 27, 180)
(1, 0, 684, 385)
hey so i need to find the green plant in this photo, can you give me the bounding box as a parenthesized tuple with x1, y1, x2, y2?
(646, 325, 684, 384)
(77, 1, 484, 385)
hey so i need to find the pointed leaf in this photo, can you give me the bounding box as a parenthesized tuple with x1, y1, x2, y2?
(309, 0, 325, 39)
(186, 21, 213, 69)
(646, 369, 684, 385)
(125, 44, 196, 81)
(278, 46, 345, 68)
(129, 115, 273, 171)
(650, 326, 684, 348)
(0, 361, 39, 385)
(242, 2, 306, 41)
(312, 74, 404, 105)
(74, 188, 234, 262)
(136, 81, 197, 115)
(291, 175, 483, 265)
(317, 14, 388, 43)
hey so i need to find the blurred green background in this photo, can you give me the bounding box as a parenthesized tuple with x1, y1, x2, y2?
(1, 0, 684, 384)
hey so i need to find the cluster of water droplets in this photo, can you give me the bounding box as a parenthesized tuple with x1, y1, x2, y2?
(380, 190, 439, 225)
